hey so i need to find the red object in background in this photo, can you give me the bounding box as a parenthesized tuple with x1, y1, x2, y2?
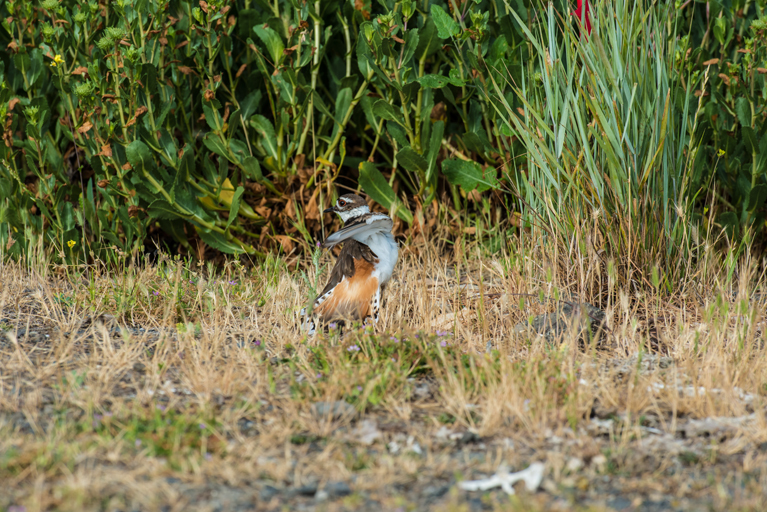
(575, 0, 592, 35)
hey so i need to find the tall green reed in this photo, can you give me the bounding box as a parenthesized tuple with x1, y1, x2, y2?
(488, 0, 705, 282)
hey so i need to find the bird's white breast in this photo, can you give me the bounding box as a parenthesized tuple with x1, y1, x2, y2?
(357, 231, 398, 285)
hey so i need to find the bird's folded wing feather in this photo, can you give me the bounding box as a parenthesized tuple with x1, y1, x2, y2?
(323, 214, 393, 248)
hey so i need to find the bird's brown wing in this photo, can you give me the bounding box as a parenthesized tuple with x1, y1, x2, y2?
(318, 240, 378, 298)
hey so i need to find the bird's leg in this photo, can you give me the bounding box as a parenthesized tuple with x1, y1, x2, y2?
(364, 286, 382, 331)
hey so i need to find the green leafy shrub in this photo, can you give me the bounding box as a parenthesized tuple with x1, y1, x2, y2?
(0, 0, 764, 272)
(673, 0, 767, 239)
(0, 0, 506, 262)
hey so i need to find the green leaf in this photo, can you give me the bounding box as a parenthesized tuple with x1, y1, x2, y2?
(718, 211, 738, 238)
(401, 29, 420, 66)
(125, 140, 155, 174)
(251, 115, 279, 160)
(171, 146, 194, 202)
(159, 219, 189, 248)
(227, 186, 244, 228)
(364, 55, 397, 89)
(713, 17, 726, 46)
(253, 25, 285, 66)
(373, 100, 403, 125)
(387, 122, 410, 148)
(357, 26, 375, 79)
(148, 199, 186, 220)
(749, 184, 767, 211)
(239, 89, 263, 120)
(441, 158, 497, 192)
(743, 127, 758, 154)
(358, 161, 413, 223)
(140, 63, 158, 95)
(331, 88, 353, 142)
(229, 139, 250, 162)
(360, 95, 380, 135)
(396, 147, 428, 174)
(736, 97, 752, 128)
(202, 101, 223, 131)
(242, 156, 263, 181)
(417, 74, 464, 89)
(197, 229, 244, 254)
(203, 133, 229, 158)
(426, 120, 444, 186)
(430, 5, 460, 39)
(415, 19, 441, 60)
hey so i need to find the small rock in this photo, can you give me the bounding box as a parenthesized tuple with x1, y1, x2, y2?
(413, 382, 431, 399)
(407, 436, 423, 455)
(260, 485, 280, 501)
(513, 301, 607, 346)
(354, 419, 382, 445)
(607, 497, 632, 510)
(565, 457, 584, 472)
(423, 484, 450, 499)
(459, 431, 480, 445)
(325, 481, 352, 498)
(295, 482, 318, 496)
(591, 454, 608, 471)
(311, 401, 355, 420)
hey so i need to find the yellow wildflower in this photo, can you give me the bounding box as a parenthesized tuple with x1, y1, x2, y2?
(67, 240, 76, 248)
(717, 149, 726, 157)
(52, 54, 64, 67)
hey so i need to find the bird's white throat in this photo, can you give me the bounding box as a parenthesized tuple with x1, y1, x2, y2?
(338, 205, 370, 222)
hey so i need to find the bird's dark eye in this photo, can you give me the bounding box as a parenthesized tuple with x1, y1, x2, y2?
(339, 200, 346, 206)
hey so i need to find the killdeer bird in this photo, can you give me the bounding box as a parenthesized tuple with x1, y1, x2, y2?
(301, 194, 399, 334)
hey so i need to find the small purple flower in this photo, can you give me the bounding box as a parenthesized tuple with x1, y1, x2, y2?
(199, 423, 206, 430)
(357, 386, 363, 392)
(316, 372, 322, 378)
(329, 322, 338, 330)
(135, 439, 142, 447)
(347, 344, 360, 352)
(189, 279, 194, 284)
(436, 330, 450, 337)
(153, 291, 160, 296)
(389, 336, 399, 343)
(316, 241, 321, 248)
(8, 506, 27, 512)
(94, 414, 103, 421)
(253, 339, 262, 347)
(156, 404, 166, 412)
(391, 358, 396, 362)
(204, 452, 212, 461)
(440, 340, 447, 347)
(415, 334, 420, 338)
(228, 280, 237, 285)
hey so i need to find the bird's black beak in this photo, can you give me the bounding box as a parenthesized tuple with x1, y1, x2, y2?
(323, 206, 337, 214)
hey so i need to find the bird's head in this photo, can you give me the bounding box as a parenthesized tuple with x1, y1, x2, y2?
(324, 194, 370, 222)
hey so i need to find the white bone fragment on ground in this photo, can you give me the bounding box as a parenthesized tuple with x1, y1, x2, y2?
(459, 462, 545, 495)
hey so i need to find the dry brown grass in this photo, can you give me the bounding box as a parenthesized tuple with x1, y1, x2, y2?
(2, 235, 767, 511)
